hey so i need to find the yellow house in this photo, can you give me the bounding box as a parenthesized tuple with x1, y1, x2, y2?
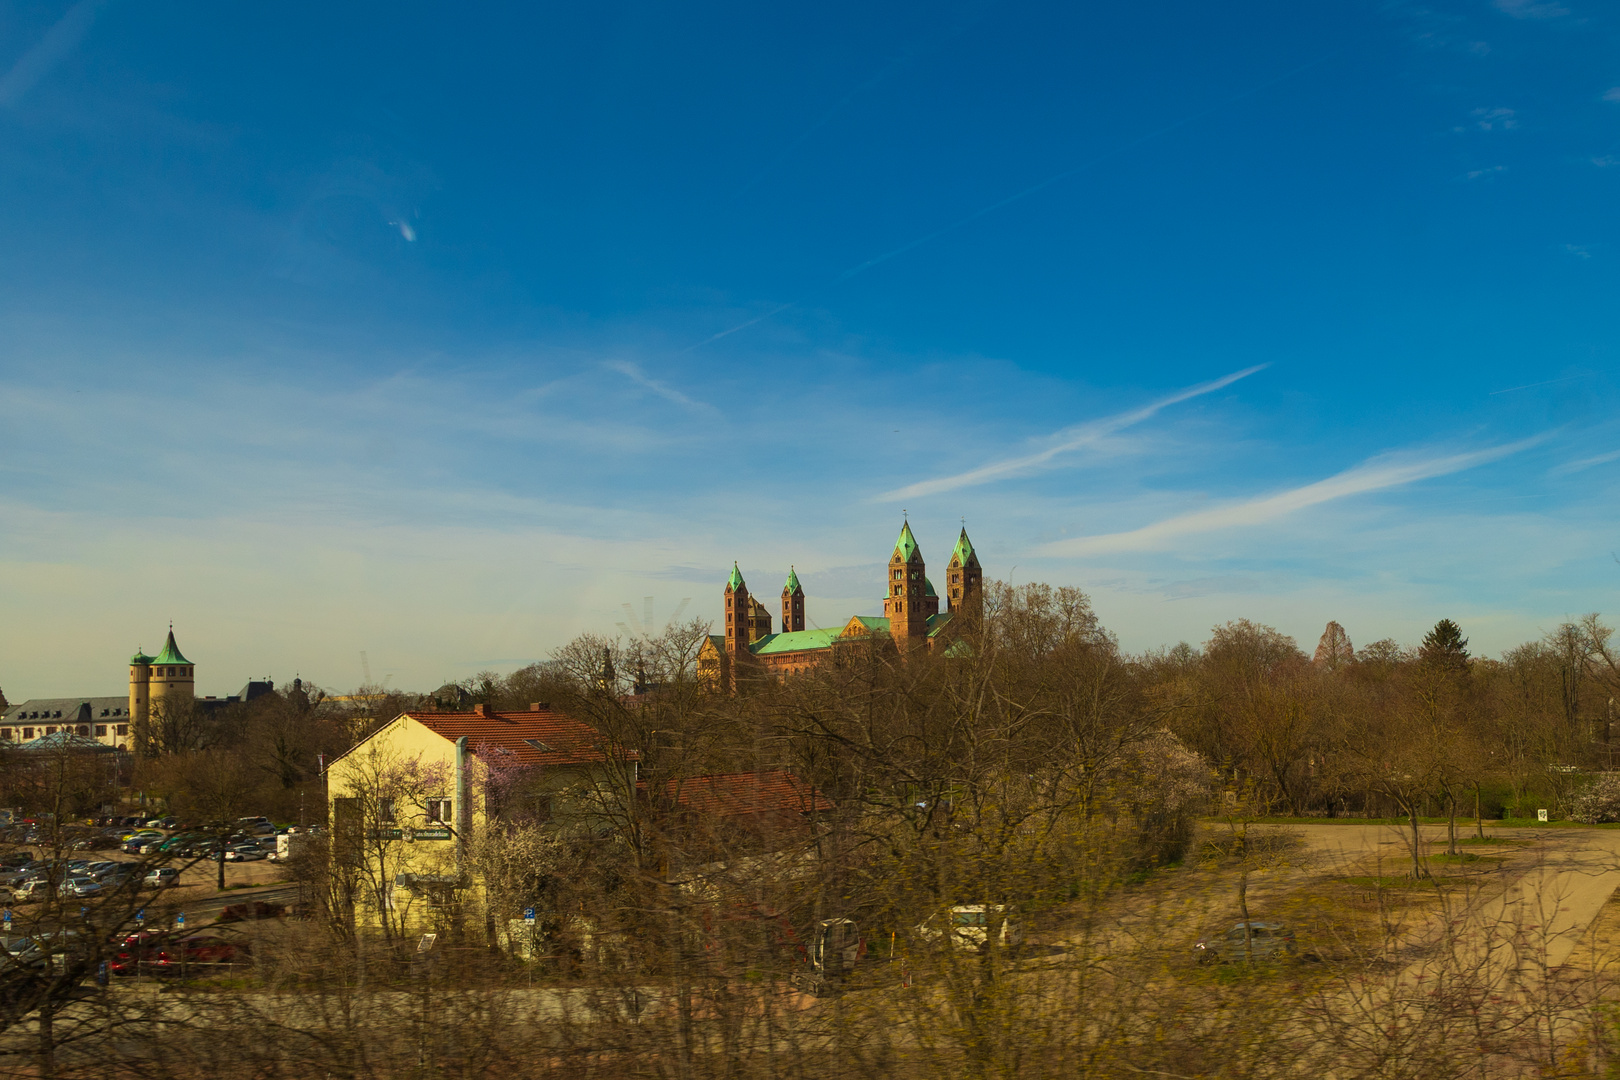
(324, 702, 638, 934)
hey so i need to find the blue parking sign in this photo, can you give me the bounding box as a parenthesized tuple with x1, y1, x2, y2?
(175, 913, 185, 929)
(524, 907, 536, 926)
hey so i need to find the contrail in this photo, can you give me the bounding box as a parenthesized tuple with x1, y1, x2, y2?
(1039, 435, 1545, 557)
(0, 0, 107, 108)
(686, 43, 1350, 350)
(881, 365, 1266, 501)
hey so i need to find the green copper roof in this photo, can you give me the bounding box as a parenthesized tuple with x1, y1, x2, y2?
(783, 566, 802, 594)
(951, 527, 978, 566)
(152, 630, 191, 666)
(926, 612, 954, 635)
(750, 628, 839, 655)
(727, 562, 745, 590)
(130, 649, 154, 666)
(849, 616, 890, 633)
(924, 577, 937, 597)
(893, 520, 921, 563)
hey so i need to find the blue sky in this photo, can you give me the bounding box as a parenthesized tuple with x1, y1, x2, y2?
(1, 0, 1617, 696)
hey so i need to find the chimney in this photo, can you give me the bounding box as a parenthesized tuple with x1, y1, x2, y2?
(473, 703, 490, 718)
(530, 702, 550, 711)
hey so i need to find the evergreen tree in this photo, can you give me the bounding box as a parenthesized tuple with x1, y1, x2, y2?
(1420, 618, 1470, 674)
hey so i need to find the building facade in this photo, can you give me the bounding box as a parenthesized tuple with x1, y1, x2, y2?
(698, 521, 983, 686)
(0, 627, 278, 749)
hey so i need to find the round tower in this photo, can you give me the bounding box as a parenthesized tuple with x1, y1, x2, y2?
(147, 627, 196, 721)
(128, 648, 154, 732)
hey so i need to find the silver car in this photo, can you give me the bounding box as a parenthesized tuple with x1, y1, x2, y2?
(1193, 922, 1297, 964)
(61, 876, 102, 898)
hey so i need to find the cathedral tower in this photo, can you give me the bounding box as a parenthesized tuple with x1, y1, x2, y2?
(883, 520, 929, 648)
(946, 527, 983, 614)
(724, 564, 751, 658)
(781, 567, 805, 633)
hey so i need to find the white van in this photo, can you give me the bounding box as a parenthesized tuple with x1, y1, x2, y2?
(916, 905, 1023, 951)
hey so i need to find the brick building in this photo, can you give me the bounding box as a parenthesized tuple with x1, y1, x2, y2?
(697, 521, 982, 686)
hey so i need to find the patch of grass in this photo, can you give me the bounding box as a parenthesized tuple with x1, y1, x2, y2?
(1429, 852, 1503, 865)
(1210, 816, 1620, 829)
(1429, 835, 1532, 847)
(1337, 875, 1437, 889)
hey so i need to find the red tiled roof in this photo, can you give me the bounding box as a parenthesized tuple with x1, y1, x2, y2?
(639, 770, 833, 819)
(404, 707, 637, 768)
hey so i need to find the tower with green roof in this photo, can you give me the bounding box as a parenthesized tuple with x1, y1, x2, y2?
(946, 526, 983, 614)
(781, 566, 805, 633)
(884, 520, 929, 648)
(723, 563, 752, 660)
(130, 628, 194, 749)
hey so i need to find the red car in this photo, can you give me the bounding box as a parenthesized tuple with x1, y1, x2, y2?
(149, 935, 251, 972)
(109, 933, 250, 976)
(108, 930, 169, 977)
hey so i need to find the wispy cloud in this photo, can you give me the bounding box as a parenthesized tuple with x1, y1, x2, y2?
(1494, 0, 1570, 18)
(1465, 165, 1507, 181)
(879, 365, 1265, 501)
(1457, 107, 1518, 132)
(1604, 88, 1620, 103)
(0, 0, 105, 108)
(603, 360, 711, 412)
(1038, 437, 1544, 557)
(1550, 449, 1620, 476)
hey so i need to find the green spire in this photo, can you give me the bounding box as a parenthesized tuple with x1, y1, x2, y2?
(952, 526, 978, 566)
(130, 648, 154, 666)
(924, 577, 937, 598)
(783, 566, 802, 594)
(893, 520, 921, 563)
(727, 562, 745, 590)
(152, 629, 192, 666)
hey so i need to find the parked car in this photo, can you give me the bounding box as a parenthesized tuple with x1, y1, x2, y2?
(12, 878, 56, 902)
(915, 905, 1023, 952)
(61, 876, 102, 898)
(109, 930, 169, 976)
(142, 867, 181, 889)
(216, 900, 286, 923)
(0, 864, 44, 888)
(222, 845, 267, 862)
(142, 935, 251, 975)
(144, 817, 177, 829)
(1193, 922, 1297, 964)
(84, 861, 124, 880)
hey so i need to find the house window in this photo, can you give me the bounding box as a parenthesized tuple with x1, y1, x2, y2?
(378, 798, 397, 823)
(96, 725, 107, 737)
(23, 728, 34, 739)
(117, 725, 128, 736)
(77, 726, 89, 736)
(46, 727, 57, 735)
(0, 730, 11, 740)
(333, 797, 364, 840)
(425, 798, 452, 824)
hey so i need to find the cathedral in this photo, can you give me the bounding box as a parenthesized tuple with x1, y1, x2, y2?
(697, 521, 982, 686)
